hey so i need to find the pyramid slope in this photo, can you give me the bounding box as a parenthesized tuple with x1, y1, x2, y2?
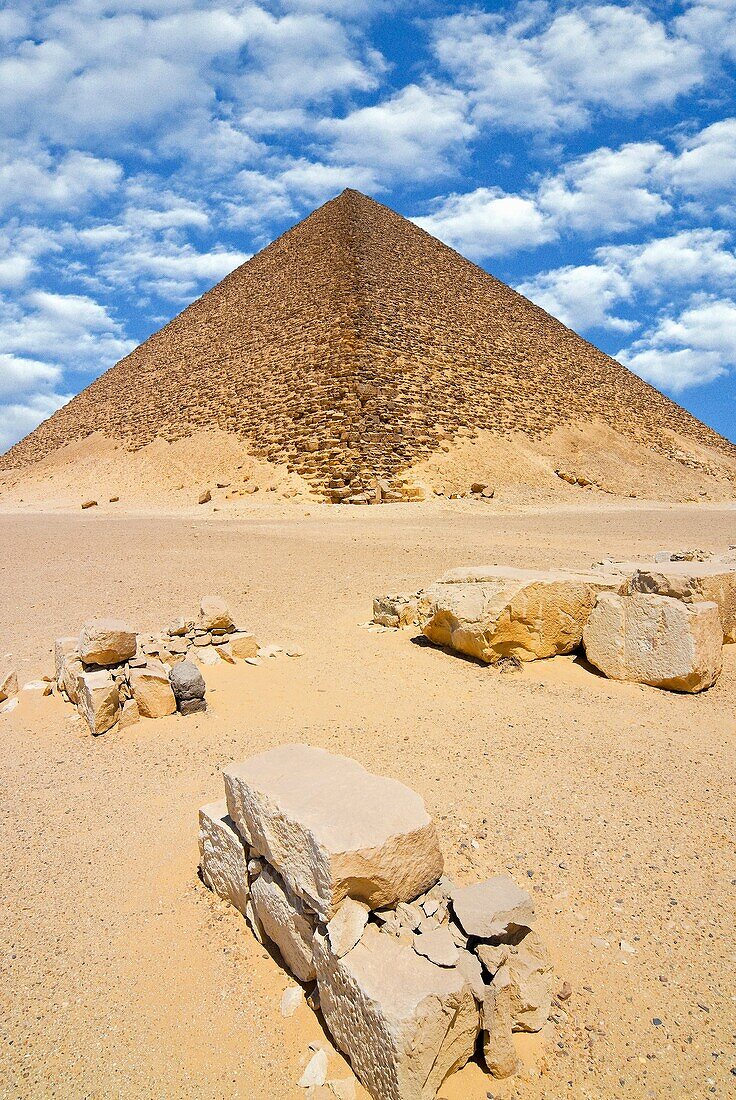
(2, 189, 734, 499)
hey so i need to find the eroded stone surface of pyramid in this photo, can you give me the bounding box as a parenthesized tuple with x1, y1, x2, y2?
(2, 189, 735, 501)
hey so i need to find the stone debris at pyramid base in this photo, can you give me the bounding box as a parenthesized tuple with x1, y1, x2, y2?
(198, 744, 553, 1100)
(51, 596, 297, 735)
(374, 551, 735, 692)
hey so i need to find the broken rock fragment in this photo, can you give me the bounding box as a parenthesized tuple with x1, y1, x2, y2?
(482, 966, 521, 1079)
(224, 744, 443, 920)
(422, 567, 621, 663)
(198, 800, 250, 917)
(198, 596, 234, 632)
(314, 924, 479, 1100)
(327, 898, 370, 958)
(128, 660, 177, 718)
(78, 618, 137, 667)
(625, 562, 736, 643)
(583, 592, 722, 692)
(78, 669, 120, 735)
(504, 930, 553, 1033)
(0, 665, 19, 702)
(250, 862, 317, 982)
(412, 926, 459, 968)
(451, 876, 534, 939)
(229, 631, 259, 659)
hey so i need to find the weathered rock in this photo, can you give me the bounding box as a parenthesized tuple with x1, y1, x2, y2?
(482, 966, 521, 1079)
(224, 745, 443, 920)
(0, 666, 19, 702)
(624, 562, 736, 643)
(298, 1048, 328, 1089)
(422, 567, 621, 663)
(451, 877, 534, 939)
(373, 593, 426, 628)
(169, 660, 206, 709)
(505, 931, 552, 1033)
(128, 660, 177, 717)
(181, 698, 207, 716)
(167, 617, 193, 637)
(454, 948, 486, 1003)
(250, 862, 317, 981)
(80, 499, 97, 509)
(198, 596, 234, 632)
(476, 942, 509, 976)
(280, 985, 304, 1018)
(54, 637, 78, 681)
(198, 800, 249, 917)
(314, 924, 479, 1100)
(583, 592, 722, 692)
(229, 631, 259, 659)
(119, 698, 140, 729)
(58, 650, 84, 704)
(327, 898, 370, 958)
(412, 926, 459, 968)
(78, 618, 137, 667)
(77, 670, 120, 735)
(198, 489, 211, 505)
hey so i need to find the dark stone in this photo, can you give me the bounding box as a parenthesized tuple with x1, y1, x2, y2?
(169, 660, 206, 705)
(180, 698, 207, 716)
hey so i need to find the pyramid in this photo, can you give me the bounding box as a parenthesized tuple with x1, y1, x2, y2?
(2, 189, 735, 501)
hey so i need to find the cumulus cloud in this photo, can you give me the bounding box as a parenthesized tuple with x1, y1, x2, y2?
(0, 390, 72, 453)
(517, 263, 635, 332)
(432, 3, 704, 133)
(0, 145, 122, 215)
(619, 298, 736, 391)
(666, 117, 736, 195)
(414, 187, 555, 259)
(0, 291, 134, 369)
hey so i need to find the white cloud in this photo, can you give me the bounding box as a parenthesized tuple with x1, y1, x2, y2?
(0, 146, 122, 214)
(414, 187, 555, 259)
(675, 0, 736, 63)
(0, 353, 61, 398)
(432, 3, 705, 133)
(537, 142, 670, 233)
(0, 291, 134, 369)
(0, 390, 72, 454)
(666, 117, 736, 195)
(320, 84, 474, 181)
(618, 298, 736, 390)
(517, 263, 635, 332)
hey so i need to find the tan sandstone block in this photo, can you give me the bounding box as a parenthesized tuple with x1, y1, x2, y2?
(583, 592, 722, 693)
(229, 631, 259, 659)
(250, 862, 317, 981)
(224, 744, 443, 920)
(198, 596, 234, 632)
(624, 562, 736, 643)
(482, 966, 521, 1079)
(78, 670, 120, 735)
(54, 637, 78, 681)
(78, 618, 137, 667)
(128, 660, 177, 717)
(0, 666, 19, 702)
(198, 800, 249, 917)
(422, 567, 621, 663)
(314, 924, 479, 1100)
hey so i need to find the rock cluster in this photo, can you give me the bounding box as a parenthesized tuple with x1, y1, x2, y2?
(55, 596, 259, 734)
(375, 553, 736, 692)
(199, 744, 552, 1099)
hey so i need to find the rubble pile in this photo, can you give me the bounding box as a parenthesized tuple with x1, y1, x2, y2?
(199, 744, 553, 1100)
(373, 549, 736, 693)
(53, 595, 280, 735)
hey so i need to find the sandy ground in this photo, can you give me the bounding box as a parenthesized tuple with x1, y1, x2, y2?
(1, 499, 735, 1100)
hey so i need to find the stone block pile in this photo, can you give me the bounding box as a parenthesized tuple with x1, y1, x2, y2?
(199, 744, 552, 1100)
(55, 596, 261, 734)
(374, 550, 736, 693)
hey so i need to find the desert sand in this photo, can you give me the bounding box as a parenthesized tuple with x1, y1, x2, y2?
(1, 496, 734, 1099)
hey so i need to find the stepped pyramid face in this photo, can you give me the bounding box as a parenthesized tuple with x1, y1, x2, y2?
(2, 188, 734, 499)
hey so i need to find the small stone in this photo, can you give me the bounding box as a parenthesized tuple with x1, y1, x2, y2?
(180, 698, 206, 716)
(558, 981, 572, 1001)
(80, 499, 97, 509)
(77, 670, 120, 735)
(129, 660, 177, 718)
(396, 902, 423, 930)
(412, 926, 459, 967)
(245, 656, 261, 666)
(195, 648, 220, 667)
(620, 940, 636, 954)
(327, 898, 370, 958)
(119, 698, 140, 728)
(482, 966, 521, 1079)
(169, 660, 205, 706)
(286, 647, 304, 657)
(298, 1049, 328, 1089)
(198, 489, 211, 505)
(280, 985, 304, 1018)
(198, 595, 234, 632)
(0, 666, 19, 702)
(455, 948, 486, 1003)
(258, 644, 283, 658)
(193, 633, 212, 647)
(451, 876, 534, 939)
(230, 632, 259, 659)
(216, 643, 235, 664)
(168, 617, 193, 637)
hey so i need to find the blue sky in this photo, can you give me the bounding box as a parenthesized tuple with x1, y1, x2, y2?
(1, 0, 736, 452)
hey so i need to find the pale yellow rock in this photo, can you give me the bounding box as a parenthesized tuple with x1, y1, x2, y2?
(423, 567, 621, 663)
(128, 660, 177, 717)
(78, 618, 137, 667)
(624, 562, 736, 642)
(119, 698, 140, 729)
(583, 592, 722, 692)
(198, 800, 249, 917)
(230, 631, 259, 659)
(326, 897, 370, 958)
(77, 670, 120, 735)
(54, 637, 77, 681)
(505, 931, 552, 1033)
(0, 666, 19, 702)
(58, 650, 84, 704)
(482, 966, 521, 1079)
(314, 924, 479, 1100)
(198, 596, 234, 632)
(224, 745, 444, 920)
(250, 862, 317, 981)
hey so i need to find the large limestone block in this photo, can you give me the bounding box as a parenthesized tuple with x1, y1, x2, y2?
(198, 596, 234, 632)
(624, 562, 736, 643)
(314, 924, 479, 1100)
(128, 660, 177, 717)
(250, 862, 317, 981)
(583, 592, 722, 693)
(78, 670, 120, 735)
(54, 637, 78, 681)
(422, 567, 621, 663)
(224, 745, 443, 920)
(198, 800, 249, 917)
(78, 618, 137, 667)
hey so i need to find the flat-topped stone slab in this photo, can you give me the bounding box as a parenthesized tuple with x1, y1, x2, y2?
(583, 592, 722, 693)
(423, 568, 621, 663)
(79, 618, 137, 667)
(223, 744, 443, 920)
(314, 924, 478, 1100)
(451, 876, 534, 939)
(622, 562, 736, 642)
